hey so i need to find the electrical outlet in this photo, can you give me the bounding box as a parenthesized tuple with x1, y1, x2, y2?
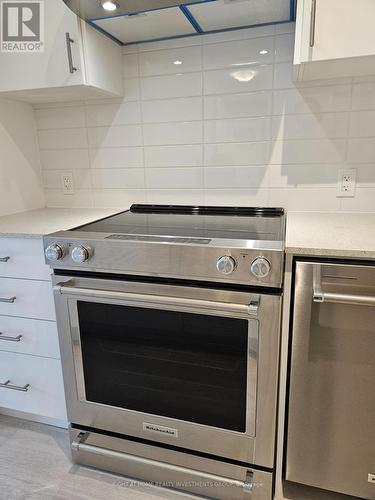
(337, 169, 356, 198)
(368, 473, 375, 484)
(61, 173, 74, 195)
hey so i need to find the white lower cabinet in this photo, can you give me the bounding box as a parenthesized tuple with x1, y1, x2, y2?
(0, 277, 56, 320)
(0, 351, 66, 421)
(0, 316, 59, 358)
(0, 236, 67, 427)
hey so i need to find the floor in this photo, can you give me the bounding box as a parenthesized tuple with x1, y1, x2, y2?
(0, 416, 200, 500)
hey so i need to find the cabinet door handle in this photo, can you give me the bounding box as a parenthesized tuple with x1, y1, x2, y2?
(0, 332, 22, 342)
(0, 380, 30, 392)
(0, 297, 16, 303)
(309, 0, 317, 47)
(0, 256, 10, 262)
(65, 32, 77, 74)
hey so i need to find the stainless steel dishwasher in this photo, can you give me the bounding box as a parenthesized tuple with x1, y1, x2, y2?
(286, 260, 375, 499)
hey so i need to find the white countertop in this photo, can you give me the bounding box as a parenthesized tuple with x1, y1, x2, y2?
(0, 208, 122, 238)
(286, 212, 375, 259)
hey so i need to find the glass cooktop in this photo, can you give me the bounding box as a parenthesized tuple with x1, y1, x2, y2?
(73, 205, 285, 242)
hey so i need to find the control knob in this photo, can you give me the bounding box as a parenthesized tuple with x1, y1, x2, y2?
(71, 245, 92, 264)
(250, 257, 271, 278)
(216, 255, 236, 275)
(45, 244, 66, 262)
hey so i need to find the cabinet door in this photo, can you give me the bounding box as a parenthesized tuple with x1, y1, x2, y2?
(299, 0, 375, 63)
(0, 0, 84, 92)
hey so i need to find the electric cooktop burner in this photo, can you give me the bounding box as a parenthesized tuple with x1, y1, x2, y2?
(44, 205, 286, 288)
(73, 204, 285, 242)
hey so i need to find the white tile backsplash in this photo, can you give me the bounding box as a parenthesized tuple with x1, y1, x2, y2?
(34, 26, 375, 212)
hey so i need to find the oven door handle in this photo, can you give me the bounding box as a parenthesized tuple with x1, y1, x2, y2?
(54, 282, 260, 316)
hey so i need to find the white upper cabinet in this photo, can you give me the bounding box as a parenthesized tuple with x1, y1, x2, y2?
(294, 0, 375, 81)
(0, 0, 123, 103)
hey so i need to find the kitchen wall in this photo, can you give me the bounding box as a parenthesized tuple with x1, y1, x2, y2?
(0, 99, 44, 216)
(35, 22, 375, 211)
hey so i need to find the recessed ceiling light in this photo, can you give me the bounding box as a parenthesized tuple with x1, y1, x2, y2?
(101, 1, 119, 11)
(174, 60, 182, 65)
(259, 50, 268, 55)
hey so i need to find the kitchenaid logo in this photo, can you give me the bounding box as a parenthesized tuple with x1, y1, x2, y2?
(143, 422, 178, 438)
(1, 1, 44, 52)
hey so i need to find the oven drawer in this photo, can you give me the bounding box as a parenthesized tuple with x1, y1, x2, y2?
(0, 316, 60, 358)
(70, 427, 273, 500)
(0, 277, 55, 320)
(0, 238, 51, 280)
(0, 351, 66, 420)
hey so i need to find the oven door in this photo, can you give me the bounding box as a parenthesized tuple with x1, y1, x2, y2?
(53, 275, 281, 467)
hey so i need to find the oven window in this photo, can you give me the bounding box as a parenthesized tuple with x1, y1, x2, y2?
(77, 301, 248, 432)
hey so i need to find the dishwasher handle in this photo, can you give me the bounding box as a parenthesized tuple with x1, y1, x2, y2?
(313, 291, 375, 306)
(313, 264, 375, 306)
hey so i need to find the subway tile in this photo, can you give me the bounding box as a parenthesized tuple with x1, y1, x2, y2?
(146, 189, 204, 205)
(138, 35, 203, 52)
(340, 188, 375, 212)
(145, 167, 203, 189)
(204, 189, 269, 207)
(354, 164, 375, 187)
(42, 170, 91, 190)
(347, 138, 375, 163)
(204, 117, 271, 143)
(89, 147, 144, 169)
(204, 91, 272, 119)
(270, 139, 347, 164)
(204, 166, 267, 188)
(268, 188, 340, 211)
(44, 189, 94, 208)
(273, 85, 351, 114)
(35, 106, 85, 130)
(40, 149, 90, 170)
(274, 33, 294, 62)
(144, 145, 203, 167)
(275, 22, 295, 35)
(38, 128, 88, 150)
(203, 37, 274, 70)
(265, 164, 339, 188)
(123, 78, 141, 100)
(87, 125, 143, 148)
(123, 53, 139, 78)
(93, 189, 146, 208)
(204, 142, 270, 166)
(139, 46, 202, 76)
(273, 62, 351, 90)
(271, 113, 349, 140)
(143, 121, 203, 146)
(202, 25, 275, 45)
(349, 111, 375, 137)
(352, 83, 375, 110)
(91, 169, 145, 189)
(142, 97, 202, 123)
(85, 101, 141, 126)
(141, 72, 202, 100)
(204, 64, 273, 95)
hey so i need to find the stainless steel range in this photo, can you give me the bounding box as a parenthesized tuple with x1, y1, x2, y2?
(44, 204, 285, 500)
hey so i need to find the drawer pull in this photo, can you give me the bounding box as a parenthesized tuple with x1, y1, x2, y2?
(0, 332, 22, 342)
(0, 380, 30, 392)
(0, 256, 10, 262)
(0, 297, 16, 303)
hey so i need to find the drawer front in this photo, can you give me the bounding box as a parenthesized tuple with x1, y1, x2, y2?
(0, 351, 67, 420)
(0, 316, 59, 358)
(0, 277, 55, 320)
(0, 238, 51, 280)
